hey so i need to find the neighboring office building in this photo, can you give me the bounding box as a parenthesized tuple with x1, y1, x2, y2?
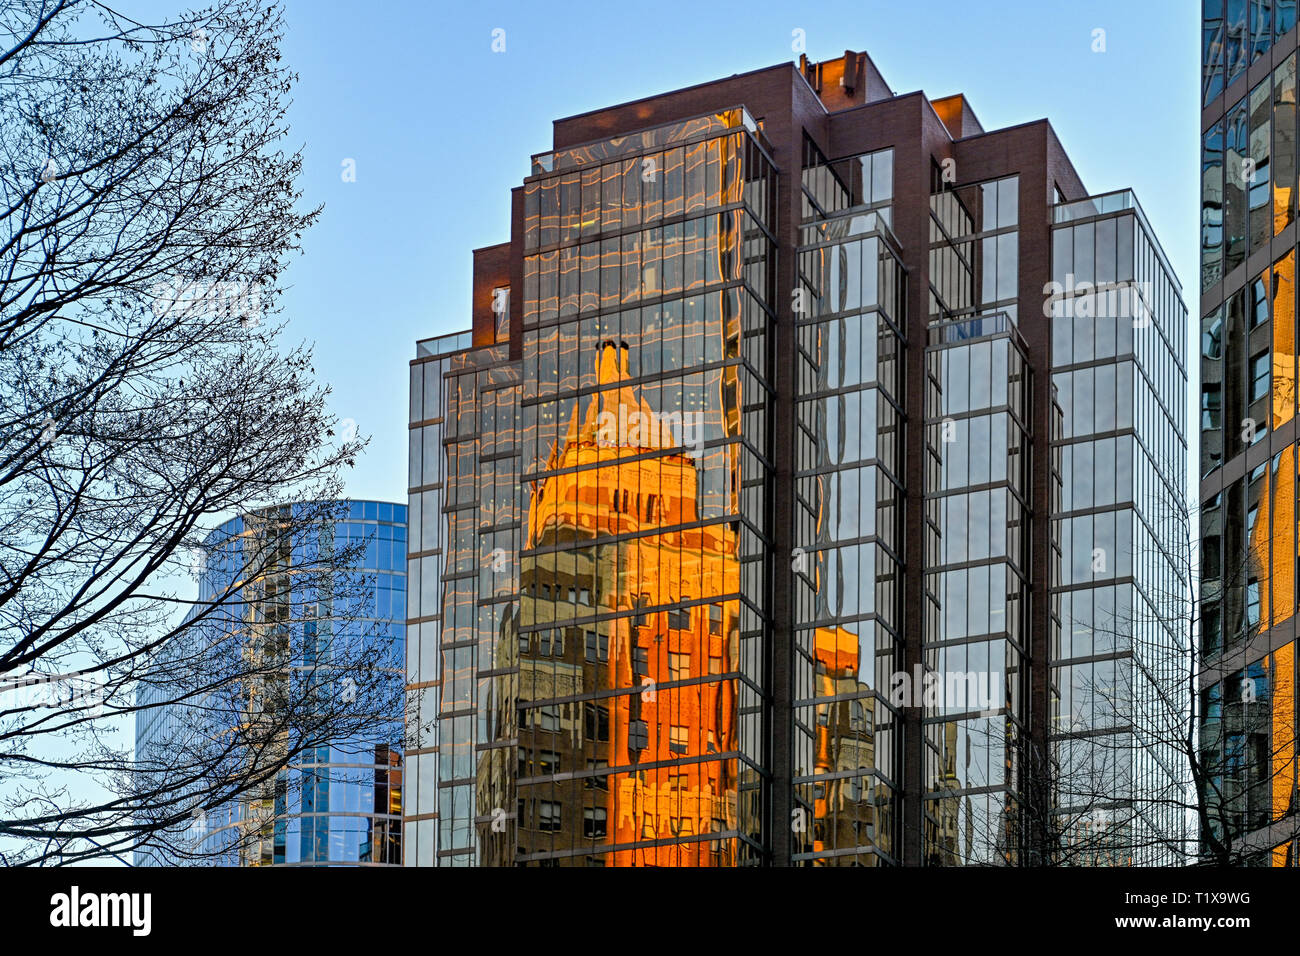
(1200, 0, 1300, 864)
(406, 49, 1187, 866)
(134, 500, 406, 866)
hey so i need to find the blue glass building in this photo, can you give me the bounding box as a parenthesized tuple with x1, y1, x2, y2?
(134, 499, 406, 866)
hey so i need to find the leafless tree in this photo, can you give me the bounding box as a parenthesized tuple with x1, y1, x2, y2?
(0, 0, 397, 865)
(909, 471, 1205, 867)
(1028, 464, 1300, 867)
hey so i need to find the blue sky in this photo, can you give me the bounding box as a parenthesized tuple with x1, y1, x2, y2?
(260, 0, 1199, 506)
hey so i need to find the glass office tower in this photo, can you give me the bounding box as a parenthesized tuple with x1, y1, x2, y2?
(409, 50, 1187, 866)
(1050, 193, 1189, 864)
(134, 500, 406, 866)
(1201, 0, 1300, 865)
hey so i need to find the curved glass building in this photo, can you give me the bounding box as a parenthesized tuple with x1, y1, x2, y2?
(134, 499, 406, 866)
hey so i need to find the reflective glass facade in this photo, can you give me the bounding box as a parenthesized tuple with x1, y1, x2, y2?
(924, 317, 1033, 864)
(409, 50, 1187, 866)
(517, 114, 775, 868)
(405, 332, 518, 865)
(135, 500, 406, 866)
(924, 171, 1035, 865)
(1050, 195, 1189, 864)
(1202, 3, 1300, 864)
(791, 140, 904, 865)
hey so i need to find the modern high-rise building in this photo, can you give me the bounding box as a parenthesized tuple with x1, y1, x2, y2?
(135, 499, 407, 866)
(1200, 0, 1300, 865)
(406, 49, 1187, 866)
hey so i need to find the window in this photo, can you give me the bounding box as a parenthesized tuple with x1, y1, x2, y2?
(584, 630, 609, 662)
(488, 286, 509, 343)
(1205, 1, 1227, 105)
(801, 142, 893, 217)
(1204, 605, 1223, 656)
(669, 725, 689, 754)
(585, 758, 608, 790)
(708, 654, 723, 675)
(1252, 0, 1273, 62)
(1251, 350, 1270, 400)
(847, 775, 864, 801)
(632, 592, 651, 627)
(1202, 383, 1222, 429)
(668, 607, 691, 630)
(584, 704, 610, 742)
(711, 817, 728, 852)
(1203, 121, 1225, 290)
(669, 652, 690, 681)
(1280, 0, 1298, 37)
(583, 807, 607, 838)
(1250, 79, 1272, 250)
(1228, 0, 1248, 88)
(1227, 97, 1248, 272)
(1279, 0, 1300, 36)
(980, 176, 1018, 231)
(1250, 274, 1269, 326)
(1203, 310, 1224, 359)
(1274, 55, 1296, 236)
(538, 706, 561, 732)
(850, 699, 869, 731)
(539, 801, 561, 832)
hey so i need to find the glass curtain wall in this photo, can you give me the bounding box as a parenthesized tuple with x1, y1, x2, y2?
(791, 137, 905, 866)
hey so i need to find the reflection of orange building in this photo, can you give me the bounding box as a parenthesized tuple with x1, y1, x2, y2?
(1248, 450, 1296, 631)
(1232, 249, 1300, 867)
(1270, 642, 1297, 865)
(1251, 252, 1297, 629)
(518, 343, 740, 865)
(1247, 251, 1297, 632)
